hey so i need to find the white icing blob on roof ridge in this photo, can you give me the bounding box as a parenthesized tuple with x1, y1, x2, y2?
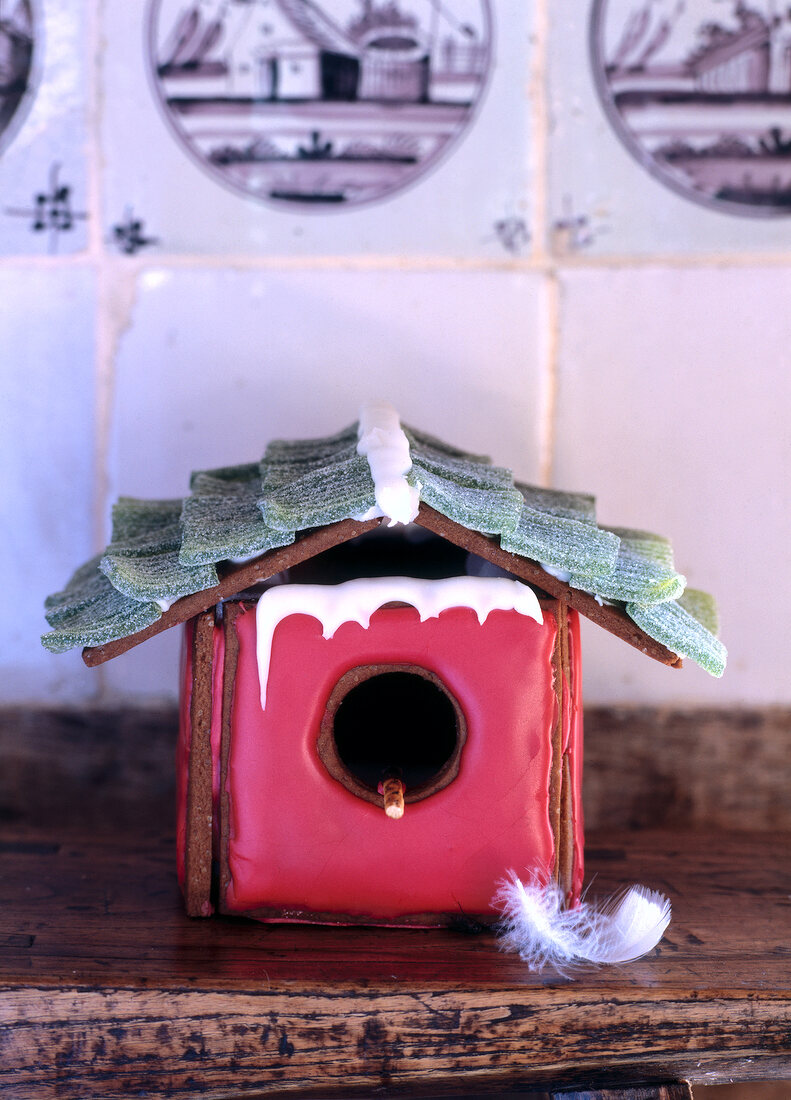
(356, 402, 421, 527)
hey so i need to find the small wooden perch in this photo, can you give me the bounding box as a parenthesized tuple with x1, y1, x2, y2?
(382, 777, 405, 819)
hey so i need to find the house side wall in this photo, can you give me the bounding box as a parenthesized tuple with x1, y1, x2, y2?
(218, 601, 244, 919)
(181, 609, 219, 918)
(175, 620, 193, 893)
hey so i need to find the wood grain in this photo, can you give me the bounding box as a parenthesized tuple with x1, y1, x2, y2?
(0, 826, 788, 1098)
(0, 709, 787, 1095)
(582, 707, 791, 832)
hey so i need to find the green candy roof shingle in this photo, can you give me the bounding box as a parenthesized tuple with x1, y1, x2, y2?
(188, 460, 261, 488)
(609, 527, 676, 569)
(411, 460, 524, 537)
(44, 555, 111, 626)
(678, 587, 719, 636)
(180, 469, 295, 566)
(41, 416, 725, 676)
(571, 528, 686, 605)
(100, 497, 218, 604)
(501, 501, 620, 579)
(404, 424, 491, 464)
(627, 598, 727, 678)
(260, 453, 376, 532)
(263, 423, 359, 470)
(105, 496, 182, 553)
(406, 430, 512, 490)
(407, 428, 525, 536)
(259, 425, 376, 530)
(42, 555, 163, 653)
(516, 481, 597, 525)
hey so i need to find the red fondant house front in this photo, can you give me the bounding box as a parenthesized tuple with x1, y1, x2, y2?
(43, 406, 725, 928)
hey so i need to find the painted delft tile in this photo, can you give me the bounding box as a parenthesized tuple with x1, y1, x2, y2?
(549, 0, 791, 256)
(0, 267, 97, 702)
(102, 0, 533, 257)
(0, 3, 89, 256)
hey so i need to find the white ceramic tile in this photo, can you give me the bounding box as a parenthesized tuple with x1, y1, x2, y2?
(554, 265, 791, 704)
(0, 3, 89, 257)
(101, 0, 533, 258)
(548, 2, 791, 257)
(0, 266, 98, 702)
(100, 266, 548, 699)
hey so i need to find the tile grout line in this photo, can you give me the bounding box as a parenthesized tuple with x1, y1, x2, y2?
(84, 0, 107, 699)
(539, 269, 560, 488)
(86, 0, 111, 703)
(532, 0, 558, 487)
(87, 0, 110, 555)
(6, 249, 791, 270)
(530, 0, 551, 270)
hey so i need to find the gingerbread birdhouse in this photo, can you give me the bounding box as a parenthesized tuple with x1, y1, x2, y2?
(42, 404, 726, 929)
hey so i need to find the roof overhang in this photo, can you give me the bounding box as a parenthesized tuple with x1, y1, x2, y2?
(81, 504, 681, 670)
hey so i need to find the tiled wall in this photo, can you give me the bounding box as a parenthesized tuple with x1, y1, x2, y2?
(3, 1, 789, 706)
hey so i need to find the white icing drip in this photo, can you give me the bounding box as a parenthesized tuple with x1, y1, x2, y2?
(356, 402, 420, 527)
(255, 575, 543, 710)
(155, 597, 174, 612)
(540, 562, 572, 584)
(351, 505, 382, 522)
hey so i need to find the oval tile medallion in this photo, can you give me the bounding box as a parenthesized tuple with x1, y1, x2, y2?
(147, 0, 492, 210)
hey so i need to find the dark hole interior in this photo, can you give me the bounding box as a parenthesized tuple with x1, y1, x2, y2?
(242, 528, 553, 602)
(333, 671, 459, 792)
(286, 528, 471, 583)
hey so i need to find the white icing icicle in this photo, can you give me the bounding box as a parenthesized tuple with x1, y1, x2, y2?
(255, 575, 543, 710)
(493, 874, 671, 973)
(539, 562, 572, 584)
(356, 402, 421, 526)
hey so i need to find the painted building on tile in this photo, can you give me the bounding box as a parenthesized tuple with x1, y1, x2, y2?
(689, 7, 791, 94)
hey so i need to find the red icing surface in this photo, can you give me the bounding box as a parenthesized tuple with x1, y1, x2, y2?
(221, 602, 570, 921)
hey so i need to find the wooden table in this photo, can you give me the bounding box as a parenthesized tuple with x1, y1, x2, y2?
(0, 706, 788, 1098)
(0, 824, 788, 1099)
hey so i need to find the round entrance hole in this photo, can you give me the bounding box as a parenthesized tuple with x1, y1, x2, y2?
(317, 665, 466, 807)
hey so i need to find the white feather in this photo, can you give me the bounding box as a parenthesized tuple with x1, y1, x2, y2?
(493, 874, 671, 972)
